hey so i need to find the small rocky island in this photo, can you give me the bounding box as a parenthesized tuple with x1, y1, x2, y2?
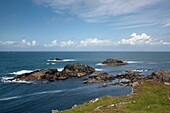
(102, 58, 128, 65)
(13, 63, 95, 81)
(48, 58, 63, 61)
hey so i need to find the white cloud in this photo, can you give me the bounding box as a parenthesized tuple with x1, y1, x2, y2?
(44, 40, 58, 47)
(80, 38, 114, 46)
(0, 39, 38, 48)
(119, 33, 152, 45)
(34, 0, 161, 23)
(20, 39, 31, 46)
(119, 33, 170, 45)
(60, 40, 76, 47)
(32, 40, 37, 46)
(0, 41, 16, 46)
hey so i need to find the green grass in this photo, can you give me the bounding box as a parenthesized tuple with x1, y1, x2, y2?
(54, 80, 170, 113)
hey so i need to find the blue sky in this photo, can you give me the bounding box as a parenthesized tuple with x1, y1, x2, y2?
(0, 0, 170, 51)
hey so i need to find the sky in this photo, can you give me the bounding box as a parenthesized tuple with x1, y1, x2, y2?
(0, 0, 170, 51)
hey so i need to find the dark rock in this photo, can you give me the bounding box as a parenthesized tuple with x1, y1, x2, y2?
(102, 58, 127, 65)
(14, 63, 95, 82)
(15, 70, 49, 81)
(62, 63, 95, 77)
(150, 70, 170, 82)
(48, 58, 63, 61)
(83, 72, 114, 83)
(115, 71, 144, 83)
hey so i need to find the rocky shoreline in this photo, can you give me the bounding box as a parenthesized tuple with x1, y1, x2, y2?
(11, 63, 95, 82)
(5, 57, 170, 113)
(52, 69, 170, 113)
(9, 58, 170, 86)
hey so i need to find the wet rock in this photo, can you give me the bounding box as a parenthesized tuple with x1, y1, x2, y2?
(102, 58, 127, 65)
(14, 63, 95, 82)
(15, 70, 49, 81)
(83, 72, 114, 83)
(48, 58, 62, 61)
(62, 63, 95, 77)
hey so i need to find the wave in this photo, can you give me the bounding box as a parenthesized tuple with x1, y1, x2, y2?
(63, 59, 75, 62)
(0, 96, 22, 101)
(126, 61, 144, 64)
(57, 68, 63, 72)
(128, 69, 147, 73)
(47, 59, 75, 62)
(1, 77, 32, 84)
(9, 70, 33, 75)
(96, 63, 106, 66)
(95, 68, 103, 71)
(0, 90, 63, 101)
(51, 63, 56, 65)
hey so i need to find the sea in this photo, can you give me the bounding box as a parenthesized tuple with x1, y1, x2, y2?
(0, 52, 170, 113)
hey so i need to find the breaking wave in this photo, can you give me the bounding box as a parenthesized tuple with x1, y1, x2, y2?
(95, 68, 103, 71)
(126, 61, 144, 64)
(1, 77, 32, 84)
(47, 59, 75, 62)
(9, 70, 33, 75)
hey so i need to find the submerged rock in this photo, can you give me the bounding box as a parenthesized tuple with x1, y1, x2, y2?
(102, 58, 127, 65)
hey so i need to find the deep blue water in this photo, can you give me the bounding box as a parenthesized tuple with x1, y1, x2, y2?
(0, 52, 170, 113)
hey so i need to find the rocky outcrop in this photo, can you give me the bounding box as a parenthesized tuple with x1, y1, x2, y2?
(14, 69, 68, 81)
(148, 70, 170, 82)
(83, 72, 114, 83)
(62, 63, 95, 77)
(102, 58, 127, 65)
(14, 63, 95, 81)
(48, 58, 63, 61)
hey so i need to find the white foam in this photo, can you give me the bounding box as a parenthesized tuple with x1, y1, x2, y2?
(46, 63, 50, 65)
(51, 63, 56, 65)
(0, 90, 63, 101)
(48, 59, 75, 62)
(0, 96, 22, 101)
(126, 69, 148, 73)
(62, 59, 75, 62)
(96, 63, 106, 66)
(57, 68, 63, 72)
(1, 77, 14, 80)
(1, 77, 32, 84)
(131, 69, 146, 73)
(47, 59, 59, 62)
(95, 68, 103, 71)
(127, 61, 143, 64)
(29, 90, 63, 95)
(9, 70, 33, 75)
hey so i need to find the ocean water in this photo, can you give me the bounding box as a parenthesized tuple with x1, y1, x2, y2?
(0, 52, 170, 113)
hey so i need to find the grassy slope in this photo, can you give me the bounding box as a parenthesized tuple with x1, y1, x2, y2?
(56, 80, 170, 113)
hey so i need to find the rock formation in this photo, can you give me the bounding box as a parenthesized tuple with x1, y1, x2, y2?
(102, 58, 127, 65)
(14, 63, 95, 81)
(83, 72, 114, 83)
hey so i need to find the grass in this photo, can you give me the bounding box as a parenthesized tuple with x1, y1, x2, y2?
(54, 80, 170, 113)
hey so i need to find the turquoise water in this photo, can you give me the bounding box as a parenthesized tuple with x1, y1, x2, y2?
(0, 52, 170, 113)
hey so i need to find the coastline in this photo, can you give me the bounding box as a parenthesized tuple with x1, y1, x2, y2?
(52, 79, 170, 113)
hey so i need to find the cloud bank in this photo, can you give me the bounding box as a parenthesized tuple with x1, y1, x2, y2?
(1, 33, 169, 50)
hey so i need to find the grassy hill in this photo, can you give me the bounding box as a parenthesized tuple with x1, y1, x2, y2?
(52, 80, 170, 113)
